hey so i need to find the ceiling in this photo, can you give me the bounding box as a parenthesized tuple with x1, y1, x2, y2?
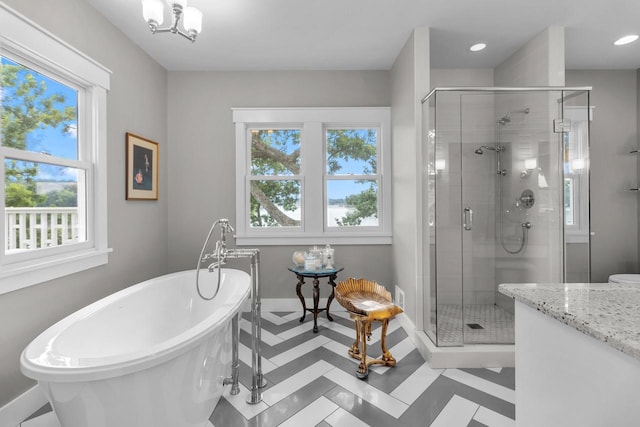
(87, 0, 640, 71)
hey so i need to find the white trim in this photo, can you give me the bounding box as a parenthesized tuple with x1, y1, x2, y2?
(232, 107, 391, 124)
(0, 249, 111, 295)
(236, 234, 391, 246)
(0, 385, 47, 427)
(233, 107, 392, 244)
(0, 3, 111, 89)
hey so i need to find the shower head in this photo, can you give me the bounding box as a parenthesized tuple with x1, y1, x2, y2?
(497, 114, 511, 125)
(475, 148, 484, 155)
(497, 107, 530, 125)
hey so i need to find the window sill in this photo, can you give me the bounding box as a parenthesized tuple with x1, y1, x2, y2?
(0, 248, 112, 295)
(236, 234, 392, 246)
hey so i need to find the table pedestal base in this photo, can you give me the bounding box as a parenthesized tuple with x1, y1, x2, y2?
(295, 273, 338, 333)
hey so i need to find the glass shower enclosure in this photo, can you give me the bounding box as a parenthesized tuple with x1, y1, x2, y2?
(422, 88, 591, 347)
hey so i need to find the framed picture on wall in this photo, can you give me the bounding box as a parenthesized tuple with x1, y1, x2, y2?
(126, 132, 159, 200)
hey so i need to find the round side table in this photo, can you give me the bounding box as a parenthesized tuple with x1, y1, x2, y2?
(288, 265, 344, 333)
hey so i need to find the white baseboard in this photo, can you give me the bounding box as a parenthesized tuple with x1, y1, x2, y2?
(0, 385, 47, 427)
(260, 298, 347, 313)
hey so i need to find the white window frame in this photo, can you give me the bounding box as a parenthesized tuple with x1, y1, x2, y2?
(0, 4, 111, 294)
(233, 107, 391, 245)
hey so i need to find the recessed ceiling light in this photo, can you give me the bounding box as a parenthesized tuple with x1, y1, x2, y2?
(614, 35, 639, 46)
(469, 43, 487, 52)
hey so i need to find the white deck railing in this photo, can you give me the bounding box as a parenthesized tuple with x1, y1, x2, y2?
(5, 207, 81, 251)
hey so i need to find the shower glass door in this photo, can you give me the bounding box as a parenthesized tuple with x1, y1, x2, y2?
(423, 88, 591, 348)
(460, 90, 564, 345)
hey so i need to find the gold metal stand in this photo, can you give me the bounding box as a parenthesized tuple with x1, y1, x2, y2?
(335, 278, 403, 379)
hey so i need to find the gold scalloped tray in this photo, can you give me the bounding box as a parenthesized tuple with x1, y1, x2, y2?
(335, 278, 403, 318)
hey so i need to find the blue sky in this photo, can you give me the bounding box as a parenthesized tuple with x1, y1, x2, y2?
(2, 56, 78, 182)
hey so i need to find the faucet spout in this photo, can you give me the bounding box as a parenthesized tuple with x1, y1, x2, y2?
(207, 260, 225, 272)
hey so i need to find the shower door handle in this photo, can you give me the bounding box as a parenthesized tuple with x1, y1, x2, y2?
(463, 207, 473, 231)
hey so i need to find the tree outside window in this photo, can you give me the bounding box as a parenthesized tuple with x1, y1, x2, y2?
(1, 55, 83, 251)
(234, 107, 391, 245)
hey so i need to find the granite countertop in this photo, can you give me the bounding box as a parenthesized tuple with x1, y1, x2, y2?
(499, 282, 640, 361)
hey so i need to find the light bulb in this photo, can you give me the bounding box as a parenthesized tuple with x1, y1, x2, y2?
(142, 0, 164, 25)
(183, 7, 203, 34)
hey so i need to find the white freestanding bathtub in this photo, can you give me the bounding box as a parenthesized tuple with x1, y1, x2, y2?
(21, 268, 251, 427)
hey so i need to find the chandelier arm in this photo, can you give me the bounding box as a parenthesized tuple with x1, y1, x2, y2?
(177, 29, 197, 42)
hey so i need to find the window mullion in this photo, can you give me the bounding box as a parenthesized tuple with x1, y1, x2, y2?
(303, 122, 323, 234)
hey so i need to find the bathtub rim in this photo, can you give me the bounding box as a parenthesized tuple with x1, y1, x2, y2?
(20, 268, 251, 383)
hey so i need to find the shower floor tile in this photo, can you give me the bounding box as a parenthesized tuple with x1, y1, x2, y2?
(20, 311, 515, 427)
(435, 304, 515, 345)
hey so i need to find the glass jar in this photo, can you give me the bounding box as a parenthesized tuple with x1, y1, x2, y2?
(292, 250, 305, 267)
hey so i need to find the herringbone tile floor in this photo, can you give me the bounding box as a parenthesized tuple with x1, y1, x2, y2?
(212, 310, 515, 427)
(21, 310, 516, 427)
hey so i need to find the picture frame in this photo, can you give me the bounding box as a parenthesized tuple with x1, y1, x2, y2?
(126, 132, 159, 200)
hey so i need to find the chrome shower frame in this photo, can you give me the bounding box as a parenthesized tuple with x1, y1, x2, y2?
(421, 86, 592, 354)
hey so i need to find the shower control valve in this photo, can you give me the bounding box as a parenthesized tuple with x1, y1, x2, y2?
(516, 189, 535, 209)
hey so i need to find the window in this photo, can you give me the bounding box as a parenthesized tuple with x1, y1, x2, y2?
(0, 5, 111, 294)
(326, 128, 379, 228)
(234, 108, 391, 245)
(563, 107, 590, 243)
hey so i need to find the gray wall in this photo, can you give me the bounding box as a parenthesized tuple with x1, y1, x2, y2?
(493, 27, 566, 310)
(566, 70, 638, 281)
(389, 28, 430, 327)
(0, 0, 169, 407)
(494, 26, 565, 87)
(166, 71, 393, 298)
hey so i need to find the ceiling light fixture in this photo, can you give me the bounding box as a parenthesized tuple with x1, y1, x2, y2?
(614, 35, 639, 46)
(469, 43, 487, 52)
(142, 0, 203, 43)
